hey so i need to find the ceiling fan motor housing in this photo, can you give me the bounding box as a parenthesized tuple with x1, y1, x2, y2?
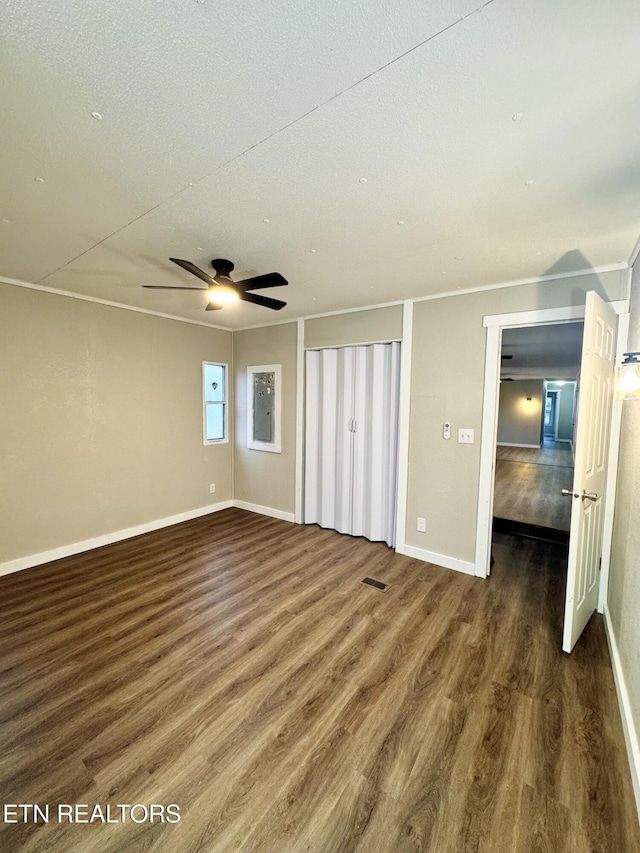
(211, 259, 235, 280)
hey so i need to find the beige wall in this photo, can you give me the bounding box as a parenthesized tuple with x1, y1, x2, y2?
(305, 305, 402, 349)
(608, 258, 640, 774)
(406, 268, 628, 561)
(233, 322, 298, 514)
(233, 305, 404, 519)
(0, 284, 232, 564)
(2, 266, 629, 574)
(497, 379, 544, 446)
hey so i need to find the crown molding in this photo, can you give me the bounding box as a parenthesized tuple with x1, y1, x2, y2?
(413, 263, 628, 304)
(0, 276, 232, 331)
(2, 260, 630, 334)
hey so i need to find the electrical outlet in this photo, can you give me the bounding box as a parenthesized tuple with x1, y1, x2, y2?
(417, 517, 426, 532)
(209, 483, 216, 494)
(458, 428, 474, 444)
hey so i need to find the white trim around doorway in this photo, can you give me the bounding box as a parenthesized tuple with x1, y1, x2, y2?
(394, 300, 413, 554)
(475, 300, 629, 583)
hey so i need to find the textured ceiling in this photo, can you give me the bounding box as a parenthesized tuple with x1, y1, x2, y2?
(1, 0, 639, 329)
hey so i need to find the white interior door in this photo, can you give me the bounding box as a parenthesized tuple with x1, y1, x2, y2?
(562, 291, 617, 653)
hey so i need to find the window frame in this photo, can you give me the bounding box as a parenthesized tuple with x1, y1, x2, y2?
(202, 361, 229, 445)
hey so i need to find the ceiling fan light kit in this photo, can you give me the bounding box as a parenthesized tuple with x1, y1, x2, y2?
(208, 285, 239, 305)
(143, 257, 288, 312)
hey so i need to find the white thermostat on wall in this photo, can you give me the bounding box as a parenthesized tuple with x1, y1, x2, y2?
(443, 422, 451, 440)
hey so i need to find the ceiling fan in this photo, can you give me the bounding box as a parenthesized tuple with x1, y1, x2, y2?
(143, 258, 288, 311)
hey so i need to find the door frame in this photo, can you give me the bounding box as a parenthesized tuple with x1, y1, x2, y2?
(475, 300, 629, 609)
(544, 388, 559, 439)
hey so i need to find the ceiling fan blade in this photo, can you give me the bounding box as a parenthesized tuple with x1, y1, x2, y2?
(205, 302, 223, 311)
(169, 257, 215, 285)
(235, 272, 288, 291)
(241, 291, 287, 311)
(143, 285, 207, 290)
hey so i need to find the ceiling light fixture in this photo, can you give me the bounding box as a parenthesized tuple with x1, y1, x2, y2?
(208, 285, 239, 305)
(617, 352, 640, 400)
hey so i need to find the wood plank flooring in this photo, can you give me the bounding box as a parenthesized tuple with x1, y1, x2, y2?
(1, 509, 638, 852)
(496, 441, 574, 467)
(494, 443, 575, 531)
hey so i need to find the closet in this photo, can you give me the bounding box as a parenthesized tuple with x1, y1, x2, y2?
(304, 342, 401, 547)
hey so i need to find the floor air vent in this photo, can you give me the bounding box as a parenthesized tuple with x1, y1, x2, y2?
(361, 577, 387, 590)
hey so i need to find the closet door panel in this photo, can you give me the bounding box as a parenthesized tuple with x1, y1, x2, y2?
(304, 349, 323, 525)
(304, 348, 354, 533)
(351, 345, 372, 539)
(383, 342, 401, 545)
(332, 347, 355, 534)
(351, 342, 400, 546)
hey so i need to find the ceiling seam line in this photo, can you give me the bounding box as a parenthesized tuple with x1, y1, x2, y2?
(202, 0, 498, 174)
(35, 0, 496, 285)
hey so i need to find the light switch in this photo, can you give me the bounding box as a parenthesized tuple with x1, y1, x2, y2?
(458, 428, 474, 444)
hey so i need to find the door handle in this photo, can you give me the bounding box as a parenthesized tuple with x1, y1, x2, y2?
(561, 488, 577, 498)
(581, 491, 598, 502)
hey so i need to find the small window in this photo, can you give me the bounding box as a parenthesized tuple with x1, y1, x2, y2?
(203, 362, 228, 444)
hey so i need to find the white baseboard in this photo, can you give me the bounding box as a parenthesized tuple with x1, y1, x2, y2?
(496, 442, 541, 449)
(604, 604, 640, 820)
(396, 542, 476, 576)
(0, 500, 234, 578)
(233, 500, 296, 523)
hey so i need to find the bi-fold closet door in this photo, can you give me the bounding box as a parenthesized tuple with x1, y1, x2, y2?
(304, 342, 401, 547)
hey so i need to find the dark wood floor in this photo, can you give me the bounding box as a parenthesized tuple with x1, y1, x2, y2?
(1, 510, 638, 852)
(494, 442, 575, 531)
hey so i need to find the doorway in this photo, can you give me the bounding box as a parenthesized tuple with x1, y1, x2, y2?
(304, 342, 401, 547)
(476, 297, 626, 652)
(493, 343, 581, 539)
(544, 389, 558, 439)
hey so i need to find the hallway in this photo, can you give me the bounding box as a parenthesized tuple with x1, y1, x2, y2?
(493, 440, 574, 532)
